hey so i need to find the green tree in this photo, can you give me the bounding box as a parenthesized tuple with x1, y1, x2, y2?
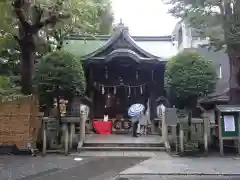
(34, 50, 85, 115)
(47, 0, 114, 51)
(165, 50, 217, 108)
(165, 50, 217, 140)
(164, 0, 240, 104)
(94, 0, 114, 35)
(34, 50, 85, 145)
(0, 0, 113, 95)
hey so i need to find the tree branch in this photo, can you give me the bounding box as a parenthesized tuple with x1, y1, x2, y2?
(31, 15, 58, 34)
(31, 14, 70, 34)
(33, 5, 43, 24)
(12, 0, 31, 29)
(13, 35, 20, 45)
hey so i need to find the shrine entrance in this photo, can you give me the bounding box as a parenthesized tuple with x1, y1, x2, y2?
(91, 56, 151, 115)
(83, 23, 166, 134)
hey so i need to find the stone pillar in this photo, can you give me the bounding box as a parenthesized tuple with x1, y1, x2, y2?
(161, 105, 168, 143)
(238, 113, 240, 155)
(63, 123, 69, 155)
(77, 104, 89, 152)
(78, 114, 85, 149)
(203, 116, 209, 153)
(180, 126, 184, 154)
(69, 123, 75, 149)
(42, 120, 47, 156)
(217, 111, 224, 156)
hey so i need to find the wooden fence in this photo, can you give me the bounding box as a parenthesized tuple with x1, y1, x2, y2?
(0, 95, 41, 149)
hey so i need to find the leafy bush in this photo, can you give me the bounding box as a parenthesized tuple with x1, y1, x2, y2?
(165, 50, 217, 108)
(0, 76, 20, 97)
(34, 50, 86, 107)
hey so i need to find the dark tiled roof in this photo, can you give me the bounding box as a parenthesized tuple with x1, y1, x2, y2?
(216, 105, 240, 112)
(66, 35, 172, 42)
(81, 23, 167, 62)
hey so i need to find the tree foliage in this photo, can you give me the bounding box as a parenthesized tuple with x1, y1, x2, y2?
(94, 0, 114, 35)
(164, 0, 240, 104)
(164, 0, 240, 50)
(165, 50, 217, 108)
(45, 0, 114, 50)
(0, 35, 20, 75)
(34, 50, 85, 107)
(0, 0, 114, 35)
(0, 76, 20, 97)
(0, 0, 113, 94)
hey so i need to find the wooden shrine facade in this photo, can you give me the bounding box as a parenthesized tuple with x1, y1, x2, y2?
(83, 23, 167, 123)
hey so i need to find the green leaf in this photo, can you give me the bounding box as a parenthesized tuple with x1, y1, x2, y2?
(165, 49, 217, 108)
(34, 50, 86, 106)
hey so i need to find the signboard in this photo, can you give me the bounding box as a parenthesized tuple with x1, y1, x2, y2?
(165, 108, 177, 125)
(221, 113, 239, 137)
(223, 115, 235, 132)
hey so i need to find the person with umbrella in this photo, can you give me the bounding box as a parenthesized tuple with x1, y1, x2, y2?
(128, 103, 145, 137)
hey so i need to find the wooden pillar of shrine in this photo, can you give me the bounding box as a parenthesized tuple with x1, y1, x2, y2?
(89, 67, 94, 131)
(149, 93, 157, 121)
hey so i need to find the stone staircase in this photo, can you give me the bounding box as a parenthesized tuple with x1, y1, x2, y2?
(81, 134, 165, 151)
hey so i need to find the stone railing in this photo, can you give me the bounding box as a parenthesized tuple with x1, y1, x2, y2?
(42, 110, 88, 155)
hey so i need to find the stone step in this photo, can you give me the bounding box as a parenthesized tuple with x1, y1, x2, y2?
(83, 142, 163, 147)
(81, 146, 165, 151)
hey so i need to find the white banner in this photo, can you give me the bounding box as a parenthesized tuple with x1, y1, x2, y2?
(223, 115, 235, 132)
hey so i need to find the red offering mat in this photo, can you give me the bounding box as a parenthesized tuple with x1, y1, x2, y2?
(93, 120, 112, 134)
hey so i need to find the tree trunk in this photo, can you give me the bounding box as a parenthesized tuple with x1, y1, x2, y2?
(222, 0, 240, 104)
(20, 43, 34, 95)
(227, 45, 240, 104)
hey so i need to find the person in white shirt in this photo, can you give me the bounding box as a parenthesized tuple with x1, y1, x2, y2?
(139, 109, 150, 135)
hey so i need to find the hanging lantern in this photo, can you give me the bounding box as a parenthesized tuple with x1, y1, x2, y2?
(136, 70, 139, 80)
(140, 85, 143, 94)
(120, 77, 123, 85)
(114, 86, 116, 94)
(105, 93, 112, 108)
(105, 66, 108, 79)
(102, 85, 105, 94)
(152, 70, 154, 81)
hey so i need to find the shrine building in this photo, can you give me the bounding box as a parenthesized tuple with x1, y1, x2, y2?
(63, 23, 175, 133)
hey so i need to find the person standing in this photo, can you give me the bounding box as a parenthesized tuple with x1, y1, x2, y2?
(139, 109, 150, 135)
(132, 112, 141, 137)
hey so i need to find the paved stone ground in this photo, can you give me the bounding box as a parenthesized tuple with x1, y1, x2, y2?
(119, 155, 240, 175)
(113, 175, 240, 180)
(0, 155, 147, 180)
(2, 153, 240, 180)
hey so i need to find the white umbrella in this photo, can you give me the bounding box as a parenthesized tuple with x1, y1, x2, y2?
(128, 103, 145, 117)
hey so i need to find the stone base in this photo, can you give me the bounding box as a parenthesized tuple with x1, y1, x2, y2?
(0, 144, 38, 155)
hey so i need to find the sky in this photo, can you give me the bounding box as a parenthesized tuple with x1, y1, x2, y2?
(111, 0, 179, 36)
